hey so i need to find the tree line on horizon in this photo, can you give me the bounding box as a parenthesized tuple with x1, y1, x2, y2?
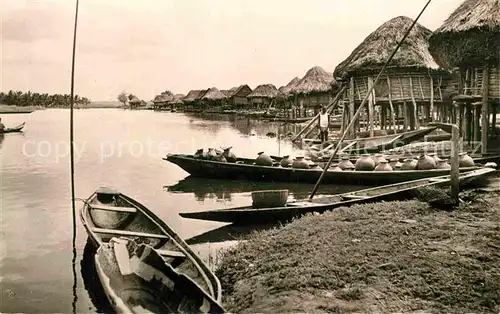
(0, 90, 91, 107)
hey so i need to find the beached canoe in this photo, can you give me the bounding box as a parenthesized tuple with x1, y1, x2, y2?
(179, 167, 497, 224)
(80, 187, 223, 302)
(164, 153, 480, 185)
(94, 237, 226, 313)
(0, 122, 25, 134)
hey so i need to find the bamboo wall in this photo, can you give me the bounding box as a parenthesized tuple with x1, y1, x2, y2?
(461, 66, 500, 100)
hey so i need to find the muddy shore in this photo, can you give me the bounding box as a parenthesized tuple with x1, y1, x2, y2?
(216, 179, 500, 313)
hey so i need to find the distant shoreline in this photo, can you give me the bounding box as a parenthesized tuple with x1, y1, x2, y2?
(0, 102, 124, 113)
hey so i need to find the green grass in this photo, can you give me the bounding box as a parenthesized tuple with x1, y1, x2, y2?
(215, 193, 500, 313)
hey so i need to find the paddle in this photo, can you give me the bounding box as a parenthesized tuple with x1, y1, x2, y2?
(308, 0, 432, 200)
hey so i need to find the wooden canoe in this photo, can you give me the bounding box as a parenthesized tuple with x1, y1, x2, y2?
(164, 153, 480, 185)
(80, 187, 223, 303)
(0, 122, 25, 134)
(94, 237, 226, 313)
(178, 167, 497, 224)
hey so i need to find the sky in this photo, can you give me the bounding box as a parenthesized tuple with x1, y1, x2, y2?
(1, 0, 460, 101)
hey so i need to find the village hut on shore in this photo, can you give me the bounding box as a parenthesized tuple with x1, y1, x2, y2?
(167, 93, 185, 110)
(224, 84, 253, 109)
(128, 95, 142, 109)
(333, 16, 449, 138)
(246, 84, 284, 109)
(199, 87, 227, 109)
(152, 94, 173, 110)
(182, 89, 206, 111)
(290, 66, 338, 118)
(279, 77, 300, 110)
(429, 0, 499, 153)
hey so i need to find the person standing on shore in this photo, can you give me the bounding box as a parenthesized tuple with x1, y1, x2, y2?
(318, 106, 329, 143)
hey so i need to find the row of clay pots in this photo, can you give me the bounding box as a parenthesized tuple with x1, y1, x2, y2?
(194, 147, 238, 163)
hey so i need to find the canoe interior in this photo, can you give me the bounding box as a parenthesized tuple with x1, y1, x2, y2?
(178, 167, 496, 224)
(95, 239, 225, 314)
(1, 122, 25, 134)
(81, 191, 221, 301)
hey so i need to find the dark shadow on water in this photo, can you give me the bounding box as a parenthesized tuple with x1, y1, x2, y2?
(185, 222, 284, 245)
(72, 247, 78, 314)
(165, 176, 370, 201)
(81, 239, 114, 314)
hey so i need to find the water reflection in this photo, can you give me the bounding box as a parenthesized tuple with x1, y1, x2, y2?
(71, 247, 78, 314)
(166, 176, 369, 201)
(80, 240, 113, 313)
(185, 222, 283, 245)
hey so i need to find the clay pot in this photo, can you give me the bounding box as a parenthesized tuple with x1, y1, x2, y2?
(292, 156, 309, 169)
(354, 154, 375, 171)
(213, 153, 227, 162)
(372, 154, 384, 167)
(207, 148, 217, 160)
(330, 163, 343, 172)
(401, 158, 418, 171)
(256, 151, 273, 166)
(194, 149, 204, 159)
(374, 159, 393, 171)
(389, 158, 402, 169)
(417, 154, 437, 170)
(428, 153, 441, 164)
(280, 155, 293, 168)
(309, 163, 323, 171)
(338, 155, 355, 170)
(436, 159, 451, 170)
(222, 147, 237, 163)
(459, 152, 475, 167)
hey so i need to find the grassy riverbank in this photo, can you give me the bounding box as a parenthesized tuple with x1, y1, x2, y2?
(0, 104, 45, 113)
(216, 187, 500, 313)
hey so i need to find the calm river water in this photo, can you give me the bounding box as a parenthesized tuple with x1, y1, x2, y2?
(0, 109, 365, 313)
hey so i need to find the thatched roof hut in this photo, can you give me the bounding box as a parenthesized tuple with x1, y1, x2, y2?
(200, 87, 227, 101)
(334, 16, 441, 80)
(183, 90, 205, 102)
(279, 77, 300, 96)
(129, 96, 142, 104)
(153, 94, 168, 103)
(247, 84, 283, 99)
(429, 0, 500, 69)
(292, 66, 337, 94)
(168, 94, 185, 105)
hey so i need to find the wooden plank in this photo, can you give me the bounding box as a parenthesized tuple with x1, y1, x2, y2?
(157, 249, 186, 258)
(90, 204, 137, 213)
(113, 241, 133, 275)
(342, 194, 370, 200)
(92, 227, 169, 239)
(482, 66, 489, 154)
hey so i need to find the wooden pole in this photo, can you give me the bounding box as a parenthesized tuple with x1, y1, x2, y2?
(367, 76, 375, 137)
(474, 104, 480, 142)
(403, 102, 409, 131)
(349, 77, 356, 137)
(387, 77, 397, 130)
(308, 0, 432, 199)
(450, 124, 460, 204)
(481, 66, 489, 154)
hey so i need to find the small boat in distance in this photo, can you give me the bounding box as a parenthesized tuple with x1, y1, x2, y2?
(178, 167, 497, 224)
(95, 237, 226, 313)
(79, 187, 223, 302)
(0, 122, 25, 134)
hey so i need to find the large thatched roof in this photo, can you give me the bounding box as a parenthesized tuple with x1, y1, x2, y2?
(247, 84, 283, 98)
(201, 87, 227, 100)
(279, 77, 300, 95)
(153, 94, 168, 103)
(291, 66, 337, 94)
(129, 96, 142, 104)
(334, 16, 441, 80)
(183, 90, 205, 102)
(429, 0, 500, 68)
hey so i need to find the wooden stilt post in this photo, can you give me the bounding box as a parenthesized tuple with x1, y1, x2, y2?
(409, 76, 419, 129)
(403, 102, 409, 131)
(492, 104, 497, 134)
(430, 76, 434, 121)
(387, 77, 397, 131)
(367, 76, 374, 137)
(474, 103, 480, 142)
(481, 66, 489, 154)
(450, 124, 460, 204)
(349, 77, 356, 138)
